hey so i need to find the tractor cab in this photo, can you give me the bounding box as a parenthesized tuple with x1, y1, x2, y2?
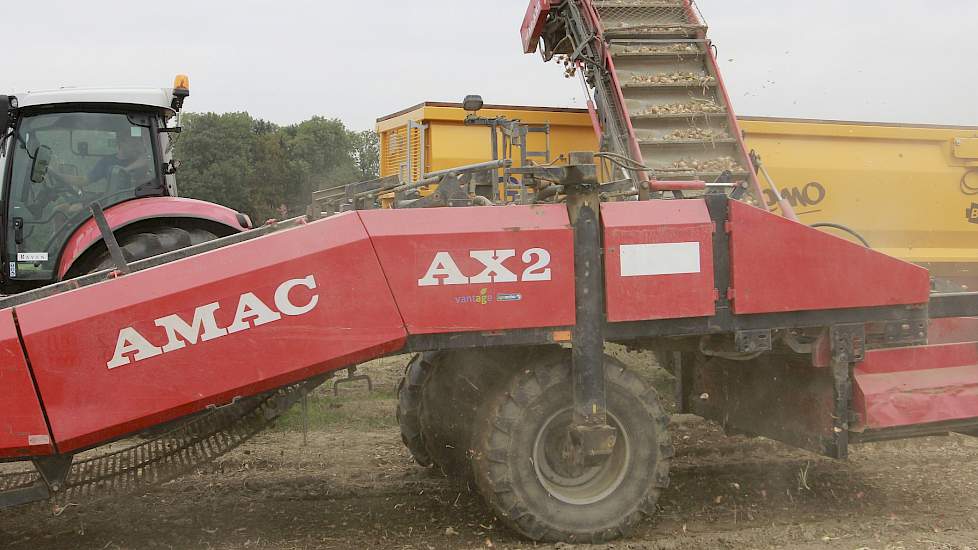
(0, 76, 193, 291)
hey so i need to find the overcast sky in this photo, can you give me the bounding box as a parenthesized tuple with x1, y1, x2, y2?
(4, 1, 977, 130)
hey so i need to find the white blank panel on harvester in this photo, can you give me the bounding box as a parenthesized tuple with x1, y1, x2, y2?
(619, 242, 701, 277)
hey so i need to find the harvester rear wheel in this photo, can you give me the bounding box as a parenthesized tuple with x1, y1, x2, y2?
(395, 353, 436, 467)
(471, 351, 672, 543)
(396, 347, 562, 479)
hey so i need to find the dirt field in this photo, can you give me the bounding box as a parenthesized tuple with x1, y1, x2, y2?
(3, 350, 978, 550)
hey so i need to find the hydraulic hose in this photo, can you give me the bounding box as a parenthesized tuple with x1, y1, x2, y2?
(810, 222, 871, 248)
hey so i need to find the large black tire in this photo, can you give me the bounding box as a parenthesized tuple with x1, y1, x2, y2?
(86, 226, 219, 273)
(419, 348, 543, 478)
(395, 352, 436, 467)
(471, 351, 672, 543)
(396, 347, 561, 478)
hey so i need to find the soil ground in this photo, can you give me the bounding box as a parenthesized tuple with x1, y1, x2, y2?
(2, 349, 978, 550)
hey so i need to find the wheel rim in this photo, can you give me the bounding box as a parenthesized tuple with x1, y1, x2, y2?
(532, 408, 631, 505)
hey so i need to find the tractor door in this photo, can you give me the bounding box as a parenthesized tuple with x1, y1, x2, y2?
(4, 110, 163, 287)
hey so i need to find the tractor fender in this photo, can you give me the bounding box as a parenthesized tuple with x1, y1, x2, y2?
(58, 197, 250, 279)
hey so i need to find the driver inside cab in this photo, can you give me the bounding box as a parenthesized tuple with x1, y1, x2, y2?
(45, 131, 153, 215)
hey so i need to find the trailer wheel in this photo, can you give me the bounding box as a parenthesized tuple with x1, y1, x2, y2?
(471, 352, 672, 542)
(395, 353, 435, 467)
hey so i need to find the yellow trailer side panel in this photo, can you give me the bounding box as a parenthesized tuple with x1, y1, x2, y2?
(739, 117, 978, 281)
(378, 103, 978, 286)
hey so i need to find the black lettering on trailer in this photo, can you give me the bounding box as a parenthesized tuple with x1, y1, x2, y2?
(762, 182, 826, 208)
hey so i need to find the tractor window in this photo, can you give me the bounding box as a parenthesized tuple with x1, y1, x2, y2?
(5, 111, 160, 283)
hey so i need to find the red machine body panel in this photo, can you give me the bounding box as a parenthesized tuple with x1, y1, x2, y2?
(361, 205, 576, 334)
(728, 200, 931, 314)
(930, 317, 978, 345)
(602, 200, 716, 322)
(0, 309, 53, 458)
(521, 0, 551, 53)
(58, 197, 248, 279)
(17, 213, 406, 453)
(855, 341, 978, 429)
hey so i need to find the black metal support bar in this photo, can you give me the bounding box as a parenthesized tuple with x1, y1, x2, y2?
(405, 326, 569, 352)
(827, 324, 864, 459)
(851, 417, 978, 443)
(89, 202, 130, 275)
(564, 152, 616, 463)
(929, 291, 978, 318)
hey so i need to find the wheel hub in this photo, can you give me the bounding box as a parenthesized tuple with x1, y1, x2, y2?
(533, 409, 631, 505)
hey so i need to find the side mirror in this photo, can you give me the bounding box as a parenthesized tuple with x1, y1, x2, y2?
(30, 145, 53, 184)
(0, 96, 10, 134)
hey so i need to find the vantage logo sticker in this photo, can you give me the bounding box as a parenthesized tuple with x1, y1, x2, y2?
(968, 203, 978, 224)
(456, 288, 493, 305)
(453, 289, 524, 305)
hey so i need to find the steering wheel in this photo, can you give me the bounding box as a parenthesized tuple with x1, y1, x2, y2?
(41, 169, 82, 198)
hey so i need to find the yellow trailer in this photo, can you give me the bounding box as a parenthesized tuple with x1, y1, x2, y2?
(377, 102, 978, 287)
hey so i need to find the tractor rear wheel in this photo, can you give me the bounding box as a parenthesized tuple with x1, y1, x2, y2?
(86, 225, 219, 273)
(471, 351, 672, 542)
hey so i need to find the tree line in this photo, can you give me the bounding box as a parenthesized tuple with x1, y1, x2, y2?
(172, 112, 379, 222)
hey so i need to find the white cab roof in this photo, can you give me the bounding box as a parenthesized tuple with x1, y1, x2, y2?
(13, 87, 178, 113)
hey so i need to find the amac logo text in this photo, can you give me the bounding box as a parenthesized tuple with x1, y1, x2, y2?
(419, 248, 551, 286)
(107, 275, 319, 370)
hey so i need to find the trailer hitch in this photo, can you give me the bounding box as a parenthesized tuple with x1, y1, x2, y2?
(564, 151, 617, 465)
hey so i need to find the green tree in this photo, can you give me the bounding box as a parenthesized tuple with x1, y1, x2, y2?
(349, 130, 380, 180)
(174, 112, 256, 215)
(173, 112, 364, 221)
(283, 116, 359, 214)
(248, 132, 304, 222)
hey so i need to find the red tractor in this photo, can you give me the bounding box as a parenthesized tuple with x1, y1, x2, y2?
(0, 75, 250, 293)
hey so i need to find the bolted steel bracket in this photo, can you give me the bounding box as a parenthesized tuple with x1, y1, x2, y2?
(32, 455, 73, 494)
(332, 365, 373, 396)
(830, 324, 866, 364)
(735, 329, 772, 353)
(826, 323, 866, 459)
(569, 424, 618, 466)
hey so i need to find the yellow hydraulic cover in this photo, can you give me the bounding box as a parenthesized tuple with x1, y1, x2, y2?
(377, 103, 978, 287)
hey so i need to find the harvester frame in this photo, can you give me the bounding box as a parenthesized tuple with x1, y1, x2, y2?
(2, 0, 978, 544)
(2, 151, 976, 541)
